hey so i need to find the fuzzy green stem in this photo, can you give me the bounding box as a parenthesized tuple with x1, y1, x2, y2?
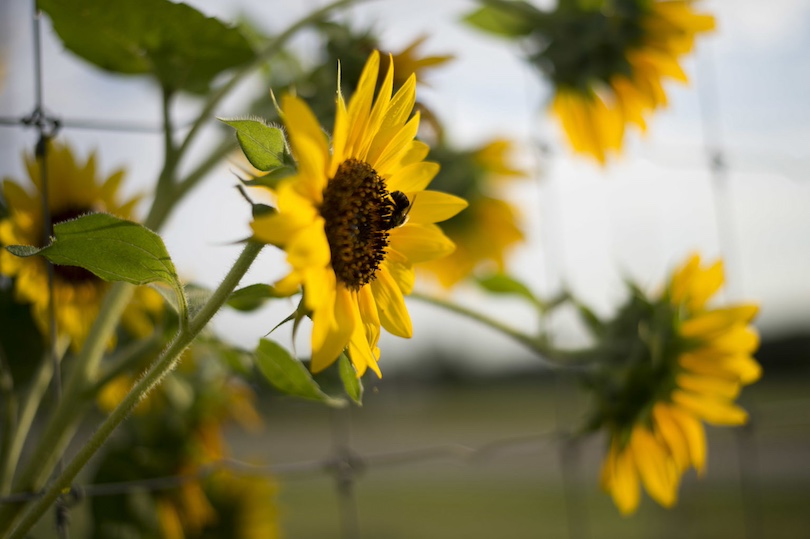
(5, 241, 263, 539)
(410, 292, 597, 367)
(176, 0, 359, 162)
(0, 345, 17, 494)
(0, 283, 134, 517)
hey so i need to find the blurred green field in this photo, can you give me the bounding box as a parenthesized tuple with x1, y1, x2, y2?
(25, 362, 810, 538)
(230, 370, 810, 539)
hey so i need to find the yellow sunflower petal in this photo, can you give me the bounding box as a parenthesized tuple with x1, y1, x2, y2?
(388, 223, 455, 264)
(373, 112, 421, 177)
(367, 74, 417, 165)
(386, 161, 440, 192)
(345, 51, 380, 158)
(666, 404, 707, 474)
(406, 191, 468, 225)
(286, 219, 330, 271)
(346, 291, 375, 378)
(601, 441, 640, 516)
(687, 260, 724, 311)
(676, 373, 741, 400)
(400, 140, 430, 166)
(679, 305, 759, 339)
(670, 254, 701, 305)
(282, 95, 330, 197)
(384, 260, 415, 296)
(705, 325, 760, 355)
(630, 426, 678, 508)
(671, 390, 748, 426)
(370, 265, 412, 338)
(653, 404, 691, 471)
(310, 285, 354, 373)
(679, 352, 763, 385)
(358, 54, 395, 159)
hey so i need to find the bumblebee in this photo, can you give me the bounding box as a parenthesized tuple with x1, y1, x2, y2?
(381, 190, 412, 230)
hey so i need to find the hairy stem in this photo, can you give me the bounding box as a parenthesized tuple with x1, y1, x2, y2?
(5, 242, 263, 539)
(410, 292, 596, 367)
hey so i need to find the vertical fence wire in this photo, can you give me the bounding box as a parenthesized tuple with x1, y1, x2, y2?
(29, 2, 70, 537)
(331, 406, 360, 539)
(697, 43, 764, 539)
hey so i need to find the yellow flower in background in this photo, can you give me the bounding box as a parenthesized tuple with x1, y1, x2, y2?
(382, 35, 454, 88)
(420, 139, 525, 288)
(252, 51, 466, 377)
(592, 253, 759, 514)
(0, 142, 162, 350)
(551, 0, 715, 164)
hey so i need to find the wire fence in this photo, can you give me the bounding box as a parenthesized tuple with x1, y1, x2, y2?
(1, 2, 807, 539)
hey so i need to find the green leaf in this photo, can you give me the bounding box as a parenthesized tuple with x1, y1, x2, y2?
(255, 339, 345, 407)
(7, 213, 187, 319)
(38, 0, 255, 93)
(463, 3, 537, 38)
(476, 273, 540, 307)
(220, 119, 286, 171)
(241, 165, 296, 190)
(227, 283, 290, 312)
(338, 353, 363, 405)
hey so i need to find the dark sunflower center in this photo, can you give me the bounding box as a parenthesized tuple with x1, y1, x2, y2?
(320, 158, 391, 290)
(48, 206, 99, 284)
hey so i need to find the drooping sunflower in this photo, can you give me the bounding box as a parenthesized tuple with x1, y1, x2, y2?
(465, 0, 714, 164)
(550, 0, 715, 164)
(0, 142, 162, 351)
(251, 51, 466, 377)
(420, 139, 525, 288)
(586, 254, 760, 514)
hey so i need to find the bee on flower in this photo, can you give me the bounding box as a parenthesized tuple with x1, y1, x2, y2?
(250, 51, 467, 377)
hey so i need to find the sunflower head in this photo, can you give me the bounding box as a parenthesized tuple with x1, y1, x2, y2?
(0, 141, 162, 350)
(582, 253, 759, 514)
(251, 51, 466, 377)
(419, 139, 526, 287)
(540, 0, 714, 163)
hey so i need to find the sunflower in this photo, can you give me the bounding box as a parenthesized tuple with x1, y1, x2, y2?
(251, 51, 466, 377)
(420, 139, 525, 288)
(550, 0, 715, 163)
(0, 141, 162, 351)
(589, 254, 760, 514)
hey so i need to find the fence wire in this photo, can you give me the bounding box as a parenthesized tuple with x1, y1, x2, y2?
(0, 2, 794, 539)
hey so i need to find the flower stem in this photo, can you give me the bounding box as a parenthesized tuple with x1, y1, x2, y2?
(0, 283, 134, 530)
(5, 241, 263, 539)
(410, 292, 597, 367)
(175, 0, 361, 162)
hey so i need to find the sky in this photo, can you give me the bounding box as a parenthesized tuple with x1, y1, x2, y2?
(1, 0, 809, 373)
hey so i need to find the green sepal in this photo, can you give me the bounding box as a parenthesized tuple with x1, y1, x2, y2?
(476, 273, 542, 309)
(462, 1, 538, 38)
(338, 353, 363, 406)
(227, 283, 292, 312)
(220, 118, 286, 171)
(6, 213, 188, 321)
(254, 338, 345, 407)
(38, 0, 255, 94)
(241, 166, 296, 190)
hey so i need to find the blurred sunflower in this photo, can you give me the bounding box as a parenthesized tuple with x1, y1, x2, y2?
(465, 0, 714, 164)
(585, 254, 760, 514)
(550, 0, 715, 163)
(0, 142, 162, 351)
(420, 139, 525, 287)
(93, 350, 275, 539)
(251, 51, 466, 377)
